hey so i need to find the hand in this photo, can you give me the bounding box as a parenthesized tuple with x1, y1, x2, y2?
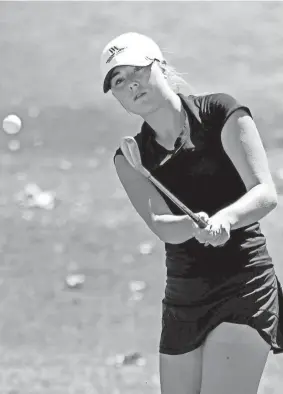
(193, 212, 231, 247)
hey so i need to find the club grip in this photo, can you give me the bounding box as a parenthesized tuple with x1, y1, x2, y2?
(195, 216, 208, 229)
(184, 208, 208, 229)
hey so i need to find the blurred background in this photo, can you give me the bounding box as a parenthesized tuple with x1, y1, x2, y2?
(0, 2, 283, 393)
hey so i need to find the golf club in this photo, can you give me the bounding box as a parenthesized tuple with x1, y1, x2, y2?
(120, 136, 207, 228)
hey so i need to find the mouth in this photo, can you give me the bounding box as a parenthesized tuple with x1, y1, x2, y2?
(134, 92, 146, 101)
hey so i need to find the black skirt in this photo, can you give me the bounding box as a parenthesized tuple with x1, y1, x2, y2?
(159, 266, 283, 355)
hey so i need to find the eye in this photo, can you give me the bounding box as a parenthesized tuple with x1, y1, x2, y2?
(114, 77, 125, 87)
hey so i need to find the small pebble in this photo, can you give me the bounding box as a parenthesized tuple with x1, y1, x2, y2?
(8, 139, 20, 152)
(129, 280, 146, 292)
(138, 241, 154, 255)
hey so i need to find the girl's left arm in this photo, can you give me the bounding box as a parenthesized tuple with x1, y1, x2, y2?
(212, 109, 278, 230)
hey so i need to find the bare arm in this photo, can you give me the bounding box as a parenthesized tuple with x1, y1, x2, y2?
(114, 154, 196, 244)
(213, 109, 278, 229)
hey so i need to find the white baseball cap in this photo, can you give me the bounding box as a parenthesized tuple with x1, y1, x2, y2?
(100, 32, 165, 93)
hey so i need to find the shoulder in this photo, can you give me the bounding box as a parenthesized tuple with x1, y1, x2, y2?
(198, 92, 240, 107)
(193, 92, 253, 131)
(196, 92, 251, 115)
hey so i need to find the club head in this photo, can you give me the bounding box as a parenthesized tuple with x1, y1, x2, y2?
(120, 137, 135, 168)
(120, 136, 145, 173)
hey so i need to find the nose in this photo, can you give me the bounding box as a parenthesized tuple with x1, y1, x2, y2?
(128, 81, 139, 92)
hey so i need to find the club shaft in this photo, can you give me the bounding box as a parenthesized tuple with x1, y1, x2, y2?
(120, 137, 207, 228)
(146, 172, 207, 228)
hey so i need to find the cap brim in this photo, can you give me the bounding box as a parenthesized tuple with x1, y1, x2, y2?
(103, 53, 153, 93)
(103, 69, 116, 93)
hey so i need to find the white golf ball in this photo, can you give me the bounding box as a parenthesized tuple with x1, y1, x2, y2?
(2, 114, 22, 135)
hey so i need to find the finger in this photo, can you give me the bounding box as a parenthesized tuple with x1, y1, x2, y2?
(217, 233, 230, 246)
(194, 233, 207, 244)
(148, 198, 154, 216)
(196, 228, 223, 247)
(196, 212, 210, 223)
(210, 230, 230, 247)
(194, 225, 214, 242)
(195, 232, 215, 244)
(148, 198, 158, 221)
(193, 221, 211, 237)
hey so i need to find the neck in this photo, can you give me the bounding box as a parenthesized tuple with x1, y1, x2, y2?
(142, 92, 186, 148)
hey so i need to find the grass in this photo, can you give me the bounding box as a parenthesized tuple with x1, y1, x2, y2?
(0, 1, 283, 393)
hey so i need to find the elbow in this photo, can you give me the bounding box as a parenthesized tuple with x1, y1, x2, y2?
(269, 193, 278, 211)
(159, 232, 178, 244)
(265, 184, 278, 212)
(152, 225, 175, 244)
(150, 217, 183, 244)
(158, 234, 185, 244)
(154, 230, 168, 243)
(150, 217, 169, 243)
(152, 226, 188, 245)
(150, 214, 195, 244)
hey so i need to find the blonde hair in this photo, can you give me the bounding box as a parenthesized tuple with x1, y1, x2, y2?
(159, 61, 195, 95)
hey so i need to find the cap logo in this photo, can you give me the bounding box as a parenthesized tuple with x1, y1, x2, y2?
(106, 46, 127, 64)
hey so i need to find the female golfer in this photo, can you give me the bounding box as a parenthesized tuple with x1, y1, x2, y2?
(100, 32, 283, 394)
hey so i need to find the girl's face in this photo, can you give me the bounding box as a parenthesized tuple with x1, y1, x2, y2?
(110, 61, 169, 116)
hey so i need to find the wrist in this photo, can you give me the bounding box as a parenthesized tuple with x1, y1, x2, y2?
(211, 211, 233, 231)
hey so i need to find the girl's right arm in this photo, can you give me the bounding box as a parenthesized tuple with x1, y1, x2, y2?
(114, 154, 197, 244)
